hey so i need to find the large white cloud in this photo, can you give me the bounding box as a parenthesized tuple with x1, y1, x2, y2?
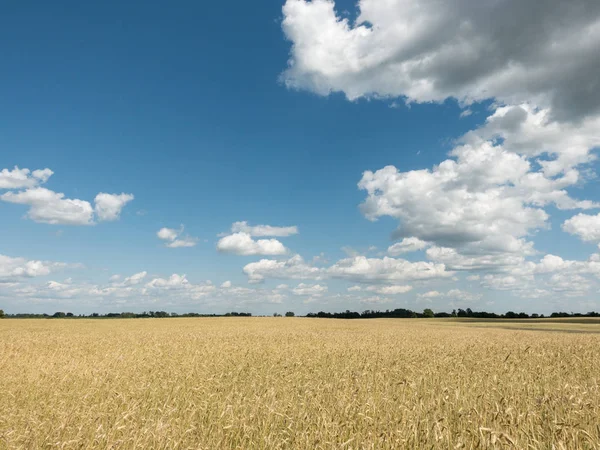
(0, 167, 53, 189)
(230, 221, 298, 237)
(157, 226, 198, 248)
(365, 285, 412, 295)
(563, 213, 600, 243)
(292, 283, 328, 296)
(463, 105, 600, 176)
(123, 271, 147, 286)
(0, 254, 72, 279)
(217, 232, 288, 256)
(281, 0, 600, 121)
(387, 237, 428, 256)
(242, 253, 450, 285)
(94, 193, 134, 222)
(1, 187, 95, 225)
(243, 255, 322, 283)
(328, 256, 451, 283)
(0, 168, 134, 225)
(282, 1, 600, 306)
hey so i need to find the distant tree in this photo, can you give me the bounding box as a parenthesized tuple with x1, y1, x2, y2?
(0, 309, 5, 318)
(423, 308, 434, 318)
(451, 309, 457, 317)
(285, 311, 295, 317)
(273, 313, 282, 317)
(52, 312, 66, 318)
(66, 312, 74, 317)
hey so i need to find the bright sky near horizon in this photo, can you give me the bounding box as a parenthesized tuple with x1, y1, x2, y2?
(2, 0, 600, 315)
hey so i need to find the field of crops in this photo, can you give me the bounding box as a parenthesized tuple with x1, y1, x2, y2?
(1, 318, 599, 449)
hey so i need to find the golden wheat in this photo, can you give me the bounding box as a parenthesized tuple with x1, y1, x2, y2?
(1, 318, 599, 449)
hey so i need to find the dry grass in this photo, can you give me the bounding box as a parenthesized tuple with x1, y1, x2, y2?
(1, 318, 599, 449)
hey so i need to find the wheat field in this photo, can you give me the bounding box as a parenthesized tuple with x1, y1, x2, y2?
(1, 318, 599, 449)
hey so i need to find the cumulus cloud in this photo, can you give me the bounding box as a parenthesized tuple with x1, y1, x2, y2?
(123, 271, 147, 286)
(146, 274, 190, 289)
(365, 285, 412, 295)
(230, 221, 298, 237)
(242, 254, 450, 286)
(0, 168, 134, 225)
(94, 193, 134, 222)
(0, 167, 53, 189)
(292, 283, 328, 296)
(462, 105, 600, 176)
(1, 187, 95, 225)
(358, 144, 594, 254)
(0, 254, 73, 280)
(243, 255, 322, 283)
(361, 296, 391, 305)
(563, 213, 600, 243)
(279, 0, 600, 306)
(281, 0, 600, 121)
(157, 226, 198, 248)
(221, 280, 232, 288)
(387, 237, 428, 256)
(328, 256, 451, 283)
(417, 288, 483, 305)
(217, 232, 287, 256)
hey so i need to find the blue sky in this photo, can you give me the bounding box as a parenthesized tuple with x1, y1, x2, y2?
(2, 0, 600, 315)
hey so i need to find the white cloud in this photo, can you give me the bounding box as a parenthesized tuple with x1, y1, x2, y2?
(365, 285, 412, 295)
(146, 274, 190, 289)
(230, 221, 298, 237)
(157, 226, 198, 248)
(446, 289, 482, 303)
(328, 256, 451, 283)
(157, 228, 178, 241)
(361, 296, 391, 305)
(292, 283, 328, 296)
(0, 167, 53, 189)
(221, 280, 232, 288)
(243, 255, 322, 283)
(463, 104, 600, 176)
(1, 187, 95, 225)
(242, 254, 449, 286)
(217, 232, 287, 256)
(347, 285, 362, 292)
(0, 169, 134, 225)
(563, 213, 600, 243)
(416, 289, 482, 305)
(274, 0, 600, 306)
(0, 254, 74, 280)
(281, 0, 600, 121)
(123, 271, 147, 286)
(358, 144, 588, 254)
(94, 193, 134, 222)
(387, 237, 428, 256)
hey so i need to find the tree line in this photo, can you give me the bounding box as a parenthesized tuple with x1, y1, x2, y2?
(1, 307, 600, 319)
(305, 308, 600, 319)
